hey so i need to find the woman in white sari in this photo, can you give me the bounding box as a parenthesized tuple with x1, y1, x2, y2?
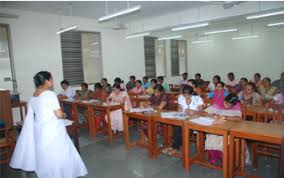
(10, 71, 87, 178)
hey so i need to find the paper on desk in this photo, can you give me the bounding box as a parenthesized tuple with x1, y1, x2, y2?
(129, 107, 154, 113)
(161, 112, 186, 120)
(63, 98, 75, 102)
(63, 119, 74, 126)
(190, 117, 214, 126)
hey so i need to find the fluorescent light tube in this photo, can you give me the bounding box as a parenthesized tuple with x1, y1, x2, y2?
(191, 40, 212, 44)
(99, 5, 141, 22)
(246, 10, 284, 20)
(172, 23, 209, 31)
(125, 32, 150, 39)
(56, 26, 78, 34)
(232, 35, 259, 40)
(204, 28, 238, 35)
(267, 22, 284, 27)
(158, 35, 183, 40)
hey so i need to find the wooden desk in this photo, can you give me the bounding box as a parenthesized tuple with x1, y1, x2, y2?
(11, 101, 27, 122)
(184, 118, 238, 178)
(150, 112, 184, 160)
(229, 121, 284, 178)
(59, 99, 76, 121)
(89, 103, 124, 142)
(123, 111, 153, 158)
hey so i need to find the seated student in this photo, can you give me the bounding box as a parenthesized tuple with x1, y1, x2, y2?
(114, 77, 127, 91)
(101, 78, 112, 94)
(188, 79, 202, 95)
(140, 84, 168, 110)
(93, 82, 108, 101)
(251, 73, 263, 89)
(208, 75, 221, 91)
(226, 72, 238, 87)
(145, 79, 157, 95)
(163, 86, 204, 155)
(179, 72, 188, 85)
(205, 94, 247, 165)
(142, 76, 150, 89)
(258, 77, 278, 102)
(75, 83, 93, 124)
(157, 76, 170, 92)
(130, 80, 145, 94)
(126, 75, 136, 90)
(272, 72, 284, 91)
(93, 83, 108, 129)
(58, 80, 76, 119)
(75, 82, 93, 100)
(58, 79, 76, 99)
(238, 82, 262, 106)
(107, 84, 132, 133)
(273, 90, 284, 105)
(236, 77, 248, 93)
(208, 81, 229, 109)
(195, 73, 205, 87)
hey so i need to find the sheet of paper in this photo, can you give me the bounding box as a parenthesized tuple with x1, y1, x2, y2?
(63, 119, 74, 126)
(63, 98, 75, 102)
(161, 112, 186, 120)
(129, 107, 154, 113)
(190, 117, 214, 126)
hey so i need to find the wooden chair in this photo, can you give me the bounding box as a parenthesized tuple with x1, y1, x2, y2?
(251, 104, 284, 168)
(0, 127, 15, 164)
(128, 92, 140, 108)
(241, 104, 257, 121)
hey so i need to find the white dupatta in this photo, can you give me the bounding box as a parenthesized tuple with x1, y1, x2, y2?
(10, 99, 37, 171)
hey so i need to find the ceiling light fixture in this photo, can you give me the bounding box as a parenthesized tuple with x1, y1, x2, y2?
(267, 22, 284, 27)
(56, 26, 78, 34)
(158, 35, 183, 40)
(171, 22, 209, 31)
(204, 28, 238, 35)
(246, 10, 284, 20)
(191, 40, 212, 44)
(126, 32, 150, 39)
(99, 5, 141, 22)
(232, 35, 259, 40)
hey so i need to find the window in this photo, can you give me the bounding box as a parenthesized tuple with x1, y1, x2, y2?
(60, 31, 102, 85)
(144, 36, 156, 78)
(144, 36, 167, 77)
(170, 40, 187, 76)
(0, 24, 16, 92)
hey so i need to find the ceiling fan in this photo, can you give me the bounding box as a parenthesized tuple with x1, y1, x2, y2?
(208, 1, 246, 9)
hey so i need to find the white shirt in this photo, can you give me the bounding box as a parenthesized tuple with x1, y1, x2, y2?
(60, 86, 76, 99)
(178, 95, 204, 111)
(208, 83, 215, 91)
(179, 79, 188, 85)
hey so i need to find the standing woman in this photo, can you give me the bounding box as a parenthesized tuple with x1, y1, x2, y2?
(10, 71, 87, 178)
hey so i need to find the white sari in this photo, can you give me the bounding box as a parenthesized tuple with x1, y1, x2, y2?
(10, 90, 87, 178)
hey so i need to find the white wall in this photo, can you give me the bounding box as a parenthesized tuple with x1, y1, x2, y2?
(0, 8, 145, 102)
(186, 26, 284, 82)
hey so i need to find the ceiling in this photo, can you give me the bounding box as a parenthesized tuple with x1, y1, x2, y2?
(0, 1, 211, 22)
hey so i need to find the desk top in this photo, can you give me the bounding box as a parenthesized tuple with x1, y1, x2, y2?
(230, 121, 284, 143)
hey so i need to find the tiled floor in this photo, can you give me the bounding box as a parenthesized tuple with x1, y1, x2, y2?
(0, 128, 280, 178)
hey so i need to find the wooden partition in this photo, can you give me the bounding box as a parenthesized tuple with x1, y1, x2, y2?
(0, 90, 13, 127)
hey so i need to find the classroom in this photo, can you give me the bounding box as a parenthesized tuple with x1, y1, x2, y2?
(0, 1, 284, 178)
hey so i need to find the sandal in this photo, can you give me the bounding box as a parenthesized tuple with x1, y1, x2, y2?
(168, 149, 178, 156)
(162, 147, 172, 154)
